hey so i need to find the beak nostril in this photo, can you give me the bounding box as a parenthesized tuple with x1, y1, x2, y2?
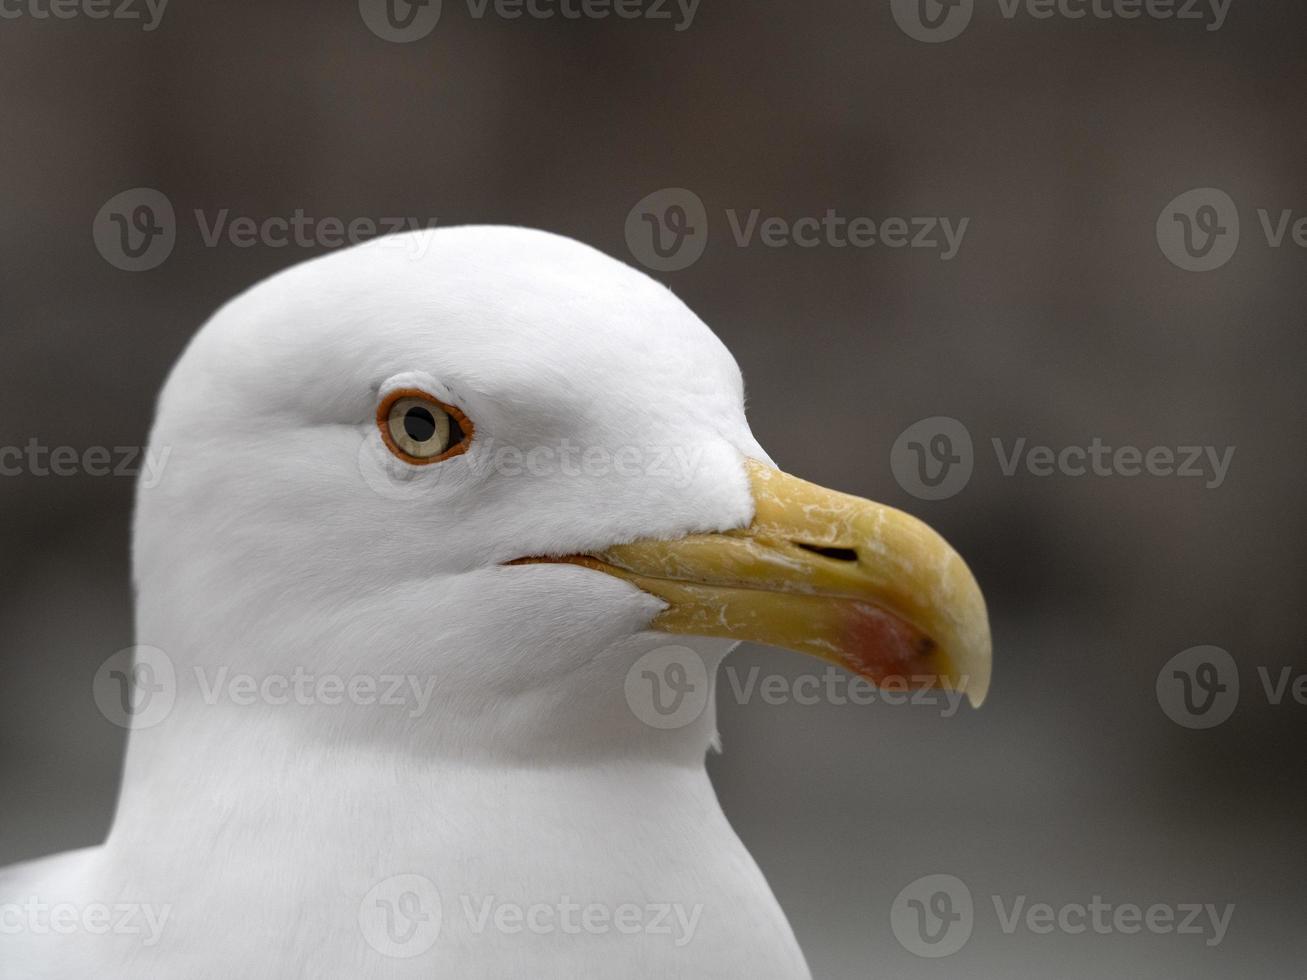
(793, 542, 859, 563)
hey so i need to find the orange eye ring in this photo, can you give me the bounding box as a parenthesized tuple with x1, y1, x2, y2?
(376, 388, 475, 466)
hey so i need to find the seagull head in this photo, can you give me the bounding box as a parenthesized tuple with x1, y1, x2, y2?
(134, 226, 990, 759)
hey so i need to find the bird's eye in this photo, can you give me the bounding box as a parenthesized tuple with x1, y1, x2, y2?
(377, 390, 474, 465)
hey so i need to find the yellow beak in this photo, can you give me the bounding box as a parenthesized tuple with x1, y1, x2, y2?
(529, 460, 991, 708)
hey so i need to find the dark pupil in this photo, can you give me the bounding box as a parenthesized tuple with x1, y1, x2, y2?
(403, 407, 438, 443)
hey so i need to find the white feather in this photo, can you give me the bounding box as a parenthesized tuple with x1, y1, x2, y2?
(1, 227, 807, 979)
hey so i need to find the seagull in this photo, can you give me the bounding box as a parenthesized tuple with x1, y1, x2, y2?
(1, 226, 990, 979)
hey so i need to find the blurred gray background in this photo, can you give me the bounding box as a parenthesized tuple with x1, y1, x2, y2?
(2, 1, 1305, 976)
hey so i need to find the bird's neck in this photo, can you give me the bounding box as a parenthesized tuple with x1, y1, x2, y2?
(107, 626, 728, 863)
(110, 717, 711, 851)
(103, 712, 739, 960)
(111, 565, 728, 875)
(92, 588, 802, 977)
